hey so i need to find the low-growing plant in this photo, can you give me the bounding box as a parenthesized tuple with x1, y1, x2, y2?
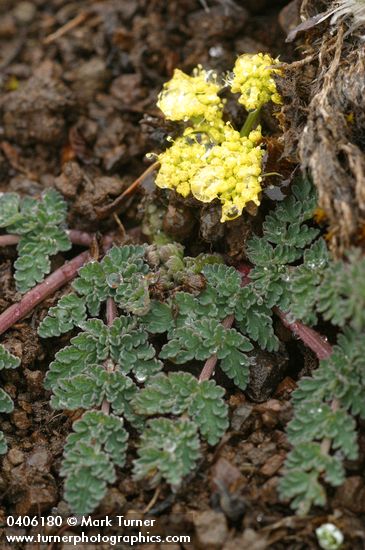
(0, 189, 71, 292)
(1, 176, 361, 518)
(0, 58, 363, 517)
(0, 345, 20, 453)
(35, 176, 342, 515)
(279, 249, 365, 514)
(37, 244, 234, 513)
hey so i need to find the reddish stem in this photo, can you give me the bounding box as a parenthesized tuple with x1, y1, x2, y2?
(273, 307, 332, 360)
(0, 229, 94, 248)
(238, 263, 333, 360)
(199, 263, 333, 383)
(0, 250, 90, 336)
(199, 314, 235, 382)
(101, 297, 118, 415)
(66, 229, 94, 247)
(0, 235, 19, 246)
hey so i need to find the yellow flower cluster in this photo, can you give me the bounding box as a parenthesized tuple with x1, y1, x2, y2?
(153, 56, 282, 222)
(230, 53, 282, 111)
(156, 124, 264, 222)
(155, 134, 206, 198)
(157, 66, 223, 123)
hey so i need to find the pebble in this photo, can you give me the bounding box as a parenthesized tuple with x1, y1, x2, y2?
(11, 410, 31, 430)
(231, 403, 253, 431)
(259, 452, 286, 477)
(7, 447, 24, 466)
(334, 476, 365, 514)
(193, 510, 228, 550)
(13, 1, 36, 24)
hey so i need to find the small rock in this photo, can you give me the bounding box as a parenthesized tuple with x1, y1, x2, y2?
(278, 0, 301, 36)
(187, 6, 248, 39)
(7, 448, 24, 466)
(231, 403, 253, 431)
(14, 476, 58, 515)
(223, 528, 268, 550)
(65, 57, 111, 103)
(27, 447, 52, 472)
(247, 347, 289, 403)
(334, 476, 365, 514)
(259, 452, 286, 477)
(193, 510, 228, 550)
(13, 1, 36, 24)
(98, 488, 127, 515)
(11, 410, 31, 430)
(110, 73, 146, 104)
(2, 62, 73, 145)
(24, 369, 44, 396)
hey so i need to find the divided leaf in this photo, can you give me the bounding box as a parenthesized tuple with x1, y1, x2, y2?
(0, 189, 71, 292)
(133, 372, 229, 444)
(61, 411, 128, 514)
(133, 418, 200, 487)
(279, 443, 345, 515)
(0, 345, 21, 454)
(38, 294, 87, 337)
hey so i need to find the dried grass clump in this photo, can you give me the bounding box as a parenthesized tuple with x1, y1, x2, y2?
(278, 0, 365, 254)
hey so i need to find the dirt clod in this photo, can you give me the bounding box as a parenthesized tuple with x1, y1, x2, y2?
(193, 510, 228, 550)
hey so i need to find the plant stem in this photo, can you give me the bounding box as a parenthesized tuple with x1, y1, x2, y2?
(101, 297, 118, 415)
(95, 161, 160, 220)
(320, 398, 340, 455)
(0, 235, 19, 246)
(240, 109, 261, 137)
(273, 307, 332, 360)
(200, 262, 333, 383)
(0, 229, 95, 248)
(0, 251, 90, 336)
(237, 263, 333, 360)
(199, 314, 235, 382)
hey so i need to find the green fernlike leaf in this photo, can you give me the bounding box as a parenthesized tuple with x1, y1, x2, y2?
(133, 418, 200, 487)
(45, 317, 162, 391)
(70, 245, 151, 317)
(0, 344, 21, 454)
(245, 178, 321, 312)
(279, 443, 345, 515)
(133, 372, 228, 445)
(160, 319, 252, 389)
(317, 248, 365, 331)
(0, 189, 72, 293)
(289, 239, 329, 325)
(287, 402, 358, 460)
(236, 287, 279, 351)
(50, 365, 141, 426)
(0, 388, 14, 414)
(281, 328, 365, 514)
(199, 264, 241, 318)
(61, 411, 128, 514)
(72, 261, 109, 317)
(38, 294, 87, 337)
(0, 193, 22, 227)
(140, 300, 174, 334)
(0, 432, 8, 455)
(102, 245, 150, 315)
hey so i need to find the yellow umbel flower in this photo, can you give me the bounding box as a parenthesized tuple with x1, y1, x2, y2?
(155, 124, 264, 223)
(230, 53, 282, 111)
(157, 66, 223, 123)
(191, 125, 264, 222)
(155, 133, 206, 197)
